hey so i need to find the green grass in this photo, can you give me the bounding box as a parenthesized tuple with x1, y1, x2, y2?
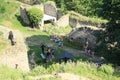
(0, 31, 3, 35)
(0, 0, 19, 22)
(63, 37, 83, 50)
(69, 11, 108, 25)
(0, 61, 120, 80)
(44, 24, 72, 35)
(29, 61, 120, 80)
(0, 65, 23, 80)
(0, 61, 119, 80)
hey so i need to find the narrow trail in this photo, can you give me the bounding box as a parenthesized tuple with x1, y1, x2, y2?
(28, 73, 90, 80)
(0, 25, 29, 71)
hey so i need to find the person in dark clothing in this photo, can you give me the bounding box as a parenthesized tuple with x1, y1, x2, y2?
(8, 31, 15, 45)
(40, 43, 46, 54)
(50, 47, 56, 60)
(46, 48, 51, 62)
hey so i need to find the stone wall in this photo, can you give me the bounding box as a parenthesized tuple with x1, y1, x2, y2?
(20, 6, 30, 25)
(69, 17, 97, 28)
(69, 17, 78, 28)
(55, 14, 69, 27)
(57, 9, 63, 20)
(44, 4, 57, 18)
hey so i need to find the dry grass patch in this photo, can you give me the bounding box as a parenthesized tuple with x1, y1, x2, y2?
(2, 21, 13, 28)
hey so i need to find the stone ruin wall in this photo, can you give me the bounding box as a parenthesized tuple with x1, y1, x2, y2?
(20, 6, 30, 25)
(55, 14, 69, 27)
(44, 4, 57, 18)
(69, 17, 102, 29)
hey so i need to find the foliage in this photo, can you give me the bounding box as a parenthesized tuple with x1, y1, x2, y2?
(0, 0, 19, 22)
(100, 64, 114, 75)
(44, 24, 72, 35)
(27, 7, 43, 27)
(96, 0, 120, 65)
(29, 61, 120, 80)
(0, 65, 23, 80)
(30, 66, 49, 76)
(53, 0, 103, 17)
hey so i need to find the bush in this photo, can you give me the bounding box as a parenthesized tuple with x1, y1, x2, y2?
(27, 7, 43, 27)
(0, 65, 23, 80)
(30, 66, 48, 76)
(100, 64, 114, 75)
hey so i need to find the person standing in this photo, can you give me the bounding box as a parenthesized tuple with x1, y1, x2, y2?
(46, 47, 51, 62)
(8, 31, 15, 45)
(58, 37, 63, 47)
(40, 43, 46, 54)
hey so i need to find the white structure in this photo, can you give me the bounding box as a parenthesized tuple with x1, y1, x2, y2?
(41, 14, 56, 26)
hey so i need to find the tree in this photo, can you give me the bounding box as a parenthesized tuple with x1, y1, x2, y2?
(27, 7, 43, 28)
(98, 0, 120, 65)
(54, 0, 103, 17)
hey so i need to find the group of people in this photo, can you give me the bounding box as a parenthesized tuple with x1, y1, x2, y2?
(39, 35, 64, 63)
(83, 38, 95, 59)
(50, 35, 64, 47)
(40, 43, 56, 63)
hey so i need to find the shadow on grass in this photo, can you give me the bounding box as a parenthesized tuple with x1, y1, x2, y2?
(15, 14, 30, 27)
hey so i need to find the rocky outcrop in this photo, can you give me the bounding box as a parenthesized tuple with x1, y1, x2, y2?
(20, 6, 30, 25)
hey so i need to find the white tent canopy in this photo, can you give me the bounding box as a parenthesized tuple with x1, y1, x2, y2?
(41, 14, 56, 26)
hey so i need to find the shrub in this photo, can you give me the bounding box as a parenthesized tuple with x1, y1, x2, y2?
(100, 64, 114, 75)
(48, 63, 61, 73)
(27, 7, 43, 27)
(30, 66, 48, 76)
(0, 65, 23, 80)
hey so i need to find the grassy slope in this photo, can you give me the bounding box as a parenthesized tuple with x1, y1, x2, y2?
(0, 0, 120, 80)
(0, 31, 8, 52)
(69, 11, 108, 25)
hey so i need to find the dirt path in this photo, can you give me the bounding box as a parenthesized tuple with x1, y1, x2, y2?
(28, 73, 90, 80)
(0, 25, 29, 71)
